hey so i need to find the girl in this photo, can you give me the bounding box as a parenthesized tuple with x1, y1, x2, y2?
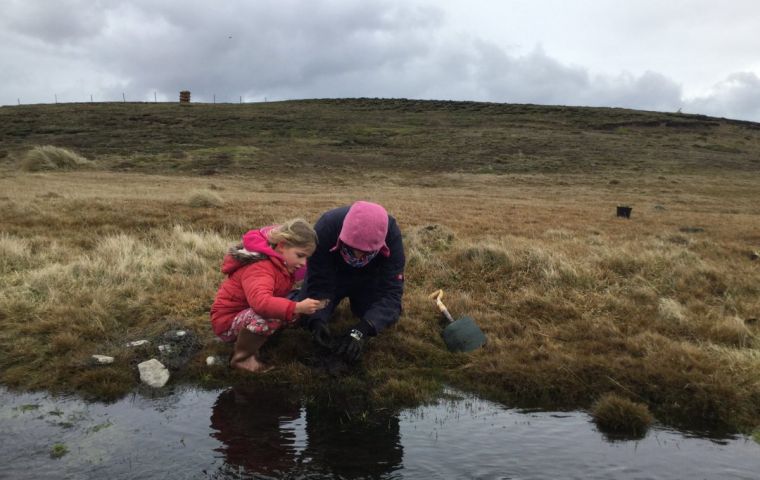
(210, 218, 325, 373)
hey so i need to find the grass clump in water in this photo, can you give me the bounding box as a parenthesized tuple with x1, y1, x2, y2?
(50, 443, 68, 458)
(20, 145, 93, 171)
(591, 393, 654, 437)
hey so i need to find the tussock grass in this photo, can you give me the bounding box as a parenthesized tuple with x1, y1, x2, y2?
(188, 189, 224, 208)
(1, 170, 759, 430)
(0, 224, 229, 397)
(19, 145, 92, 171)
(591, 393, 654, 436)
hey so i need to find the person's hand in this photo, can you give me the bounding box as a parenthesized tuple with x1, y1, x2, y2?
(311, 322, 333, 350)
(335, 329, 367, 363)
(295, 298, 325, 315)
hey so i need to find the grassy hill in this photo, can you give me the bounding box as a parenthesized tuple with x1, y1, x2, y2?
(1, 99, 759, 435)
(2, 98, 759, 175)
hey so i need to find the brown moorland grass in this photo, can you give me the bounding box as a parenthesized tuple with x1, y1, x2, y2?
(18, 145, 93, 172)
(1, 169, 759, 431)
(1, 100, 759, 432)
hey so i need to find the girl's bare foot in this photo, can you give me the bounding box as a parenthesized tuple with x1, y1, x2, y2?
(230, 329, 273, 373)
(230, 354, 274, 373)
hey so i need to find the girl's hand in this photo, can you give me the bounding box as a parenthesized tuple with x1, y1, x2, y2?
(295, 298, 326, 315)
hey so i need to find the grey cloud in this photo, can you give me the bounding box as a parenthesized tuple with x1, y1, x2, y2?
(0, 0, 755, 122)
(84, 0, 444, 100)
(3, 0, 109, 44)
(410, 42, 682, 112)
(686, 73, 760, 121)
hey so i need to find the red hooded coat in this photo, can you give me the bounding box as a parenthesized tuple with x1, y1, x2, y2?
(210, 226, 298, 337)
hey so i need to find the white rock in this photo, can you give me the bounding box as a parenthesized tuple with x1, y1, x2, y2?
(126, 340, 149, 347)
(206, 355, 226, 366)
(175, 330, 187, 337)
(137, 359, 170, 388)
(92, 355, 114, 364)
(158, 344, 173, 354)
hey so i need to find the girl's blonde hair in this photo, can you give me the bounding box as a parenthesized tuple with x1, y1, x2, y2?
(268, 218, 317, 250)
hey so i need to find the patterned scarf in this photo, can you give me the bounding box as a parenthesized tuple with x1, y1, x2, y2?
(340, 243, 379, 268)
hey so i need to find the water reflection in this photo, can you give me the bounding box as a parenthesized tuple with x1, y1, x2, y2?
(209, 386, 403, 479)
(210, 387, 301, 476)
(2, 386, 759, 480)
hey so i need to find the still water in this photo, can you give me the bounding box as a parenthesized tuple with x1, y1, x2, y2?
(1, 385, 758, 479)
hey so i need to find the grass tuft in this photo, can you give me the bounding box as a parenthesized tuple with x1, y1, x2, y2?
(591, 393, 654, 436)
(20, 145, 93, 171)
(50, 443, 68, 459)
(188, 189, 224, 208)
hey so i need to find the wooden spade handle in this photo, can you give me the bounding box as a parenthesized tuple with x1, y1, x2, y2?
(429, 289, 455, 323)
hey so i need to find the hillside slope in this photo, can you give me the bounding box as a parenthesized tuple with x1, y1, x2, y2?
(2, 99, 759, 175)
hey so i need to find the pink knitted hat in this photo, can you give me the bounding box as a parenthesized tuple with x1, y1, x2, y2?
(338, 201, 390, 257)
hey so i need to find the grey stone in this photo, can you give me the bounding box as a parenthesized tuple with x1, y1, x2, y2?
(138, 359, 170, 388)
(92, 355, 114, 364)
(126, 340, 149, 347)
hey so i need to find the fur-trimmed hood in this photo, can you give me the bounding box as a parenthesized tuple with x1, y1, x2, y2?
(224, 243, 267, 267)
(221, 244, 271, 275)
(220, 225, 283, 276)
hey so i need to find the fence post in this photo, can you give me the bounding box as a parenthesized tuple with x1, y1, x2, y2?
(122, 92, 126, 102)
(18, 98, 21, 105)
(239, 96, 242, 104)
(213, 94, 216, 104)
(54, 94, 58, 104)
(154, 92, 157, 103)
(90, 94, 93, 103)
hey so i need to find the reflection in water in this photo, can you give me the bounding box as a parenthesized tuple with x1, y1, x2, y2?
(209, 386, 403, 479)
(2, 386, 759, 480)
(210, 387, 301, 477)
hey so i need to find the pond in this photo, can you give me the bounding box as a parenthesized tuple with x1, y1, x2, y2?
(2, 385, 758, 479)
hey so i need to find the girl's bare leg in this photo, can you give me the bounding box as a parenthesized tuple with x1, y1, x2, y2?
(230, 328, 273, 373)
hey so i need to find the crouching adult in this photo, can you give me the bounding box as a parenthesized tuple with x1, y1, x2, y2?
(298, 201, 405, 364)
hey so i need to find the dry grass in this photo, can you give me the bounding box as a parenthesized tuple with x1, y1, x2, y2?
(591, 393, 654, 436)
(188, 189, 224, 208)
(1, 168, 759, 432)
(19, 145, 93, 171)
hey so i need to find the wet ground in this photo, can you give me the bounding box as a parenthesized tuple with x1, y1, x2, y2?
(2, 385, 758, 479)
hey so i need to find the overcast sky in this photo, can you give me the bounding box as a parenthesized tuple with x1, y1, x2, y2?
(2, 0, 759, 121)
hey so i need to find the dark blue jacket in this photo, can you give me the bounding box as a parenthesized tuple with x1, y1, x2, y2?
(301, 206, 405, 335)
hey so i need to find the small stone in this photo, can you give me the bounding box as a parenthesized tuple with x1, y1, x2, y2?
(175, 330, 187, 337)
(206, 356, 225, 366)
(750, 251, 759, 261)
(126, 340, 149, 348)
(92, 355, 114, 364)
(138, 359, 170, 388)
(158, 344, 173, 354)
